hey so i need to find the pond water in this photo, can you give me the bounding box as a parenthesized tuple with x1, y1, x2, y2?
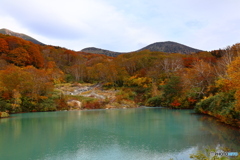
(0, 108, 239, 160)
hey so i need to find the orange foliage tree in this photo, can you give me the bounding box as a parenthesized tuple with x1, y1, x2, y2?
(45, 61, 64, 84)
(5, 36, 22, 50)
(0, 65, 31, 99)
(0, 38, 9, 54)
(23, 65, 53, 100)
(27, 44, 44, 68)
(180, 60, 215, 97)
(0, 65, 54, 101)
(4, 47, 31, 66)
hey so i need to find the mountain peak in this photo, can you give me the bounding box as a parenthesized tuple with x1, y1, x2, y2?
(0, 28, 45, 45)
(139, 41, 202, 54)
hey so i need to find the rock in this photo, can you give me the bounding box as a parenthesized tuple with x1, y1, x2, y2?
(67, 100, 82, 109)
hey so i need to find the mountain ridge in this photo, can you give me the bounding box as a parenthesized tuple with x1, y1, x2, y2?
(81, 47, 123, 57)
(81, 41, 203, 57)
(0, 28, 203, 56)
(0, 28, 45, 45)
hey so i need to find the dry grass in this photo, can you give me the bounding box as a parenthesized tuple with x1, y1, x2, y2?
(80, 90, 92, 95)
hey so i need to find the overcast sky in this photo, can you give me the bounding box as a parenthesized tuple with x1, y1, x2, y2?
(0, 0, 239, 52)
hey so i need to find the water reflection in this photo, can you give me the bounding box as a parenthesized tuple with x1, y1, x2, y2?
(0, 108, 239, 160)
(197, 115, 240, 150)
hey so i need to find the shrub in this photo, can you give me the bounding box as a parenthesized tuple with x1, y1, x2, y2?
(65, 74, 74, 83)
(146, 96, 162, 106)
(21, 96, 57, 112)
(195, 91, 235, 114)
(0, 112, 9, 118)
(0, 100, 11, 112)
(83, 100, 102, 109)
(116, 88, 136, 101)
(38, 97, 57, 111)
(170, 99, 181, 108)
(195, 91, 240, 127)
(55, 98, 69, 110)
(21, 97, 37, 112)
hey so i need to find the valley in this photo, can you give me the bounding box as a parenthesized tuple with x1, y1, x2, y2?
(0, 29, 239, 128)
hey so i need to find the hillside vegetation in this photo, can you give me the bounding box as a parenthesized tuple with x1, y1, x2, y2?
(0, 33, 239, 127)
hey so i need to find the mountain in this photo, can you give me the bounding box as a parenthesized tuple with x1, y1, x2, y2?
(0, 28, 202, 56)
(81, 47, 122, 57)
(139, 41, 202, 54)
(81, 41, 203, 57)
(0, 28, 45, 45)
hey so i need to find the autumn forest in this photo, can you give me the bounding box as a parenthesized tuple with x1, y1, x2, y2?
(0, 33, 239, 128)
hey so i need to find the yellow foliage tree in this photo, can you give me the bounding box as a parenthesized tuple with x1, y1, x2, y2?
(227, 56, 240, 111)
(125, 75, 152, 88)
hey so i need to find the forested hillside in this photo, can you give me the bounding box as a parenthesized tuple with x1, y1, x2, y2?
(0, 33, 239, 127)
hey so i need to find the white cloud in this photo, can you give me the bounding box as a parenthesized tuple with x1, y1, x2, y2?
(0, 0, 240, 51)
(0, 0, 162, 51)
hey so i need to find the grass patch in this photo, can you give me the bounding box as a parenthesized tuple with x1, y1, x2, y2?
(65, 95, 96, 102)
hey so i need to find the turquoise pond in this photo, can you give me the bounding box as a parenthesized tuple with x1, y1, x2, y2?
(0, 108, 239, 160)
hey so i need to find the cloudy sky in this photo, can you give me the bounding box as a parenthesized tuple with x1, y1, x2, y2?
(0, 0, 239, 52)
